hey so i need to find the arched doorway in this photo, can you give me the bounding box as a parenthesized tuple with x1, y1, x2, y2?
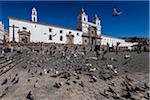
(18, 30, 30, 44)
(67, 35, 74, 44)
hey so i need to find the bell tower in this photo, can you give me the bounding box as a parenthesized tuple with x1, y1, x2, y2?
(77, 8, 89, 33)
(93, 14, 101, 36)
(31, 8, 37, 22)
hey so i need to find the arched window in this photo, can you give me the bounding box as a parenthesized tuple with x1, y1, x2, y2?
(60, 30, 63, 33)
(60, 36, 63, 41)
(84, 17, 86, 21)
(92, 30, 94, 34)
(49, 28, 52, 32)
(49, 35, 52, 40)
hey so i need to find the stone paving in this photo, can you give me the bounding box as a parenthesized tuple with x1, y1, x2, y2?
(0, 45, 149, 100)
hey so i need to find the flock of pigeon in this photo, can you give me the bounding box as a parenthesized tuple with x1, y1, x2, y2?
(0, 44, 149, 100)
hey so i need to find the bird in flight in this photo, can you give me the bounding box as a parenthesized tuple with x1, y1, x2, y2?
(113, 8, 122, 16)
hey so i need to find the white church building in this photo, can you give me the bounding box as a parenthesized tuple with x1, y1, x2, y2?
(9, 8, 135, 47)
(0, 21, 4, 43)
(101, 35, 136, 47)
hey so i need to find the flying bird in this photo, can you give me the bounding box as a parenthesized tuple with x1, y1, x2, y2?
(113, 8, 122, 16)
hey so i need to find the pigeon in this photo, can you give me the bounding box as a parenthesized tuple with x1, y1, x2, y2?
(60, 72, 71, 79)
(28, 69, 31, 73)
(122, 91, 131, 99)
(79, 81, 84, 87)
(26, 91, 34, 100)
(15, 73, 18, 76)
(73, 80, 77, 84)
(143, 83, 149, 89)
(11, 77, 16, 83)
(22, 66, 27, 69)
(54, 81, 63, 88)
(28, 79, 30, 82)
(90, 76, 97, 82)
(143, 93, 150, 100)
(4, 87, 9, 91)
(75, 75, 80, 80)
(100, 89, 109, 98)
(1, 78, 7, 85)
(13, 77, 19, 85)
(124, 55, 131, 59)
(47, 69, 50, 73)
(0, 92, 6, 99)
(39, 72, 42, 76)
(107, 87, 117, 95)
(65, 81, 70, 85)
(123, 60, 129, 65)
(125, 76, 133, 82)
(89, 68, 96, 72)
(113, 8, 122, 16)
(111, 57, 117, 62)
(108, 82, 115, 87)
(134, 86, 145, 92)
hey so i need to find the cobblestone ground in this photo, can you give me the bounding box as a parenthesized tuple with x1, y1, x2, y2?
(0, 49, 149, 100)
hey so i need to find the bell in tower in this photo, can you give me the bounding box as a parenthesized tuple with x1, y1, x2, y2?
(31, 8, 37, 22)
(93, 14, 101, 36)
(77, 8, 89, 33)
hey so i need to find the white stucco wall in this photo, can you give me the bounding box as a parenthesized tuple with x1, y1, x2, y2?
(0, 22, 4, 43)
(101, 35, 136, 47)
(0, 29, 3, 43)
(101, 35, 125, 47)
(8, 18, 135, 47)
(9, 18, 83, 44)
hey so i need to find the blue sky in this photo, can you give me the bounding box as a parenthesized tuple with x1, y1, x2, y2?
(0, 1, 149, 38)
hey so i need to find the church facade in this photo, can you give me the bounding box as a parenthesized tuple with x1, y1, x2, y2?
(9, 8, 135, 47)
(9, 17, 83, 44)
(9, 8, 82, 44)
(9, 8, 101, 45)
